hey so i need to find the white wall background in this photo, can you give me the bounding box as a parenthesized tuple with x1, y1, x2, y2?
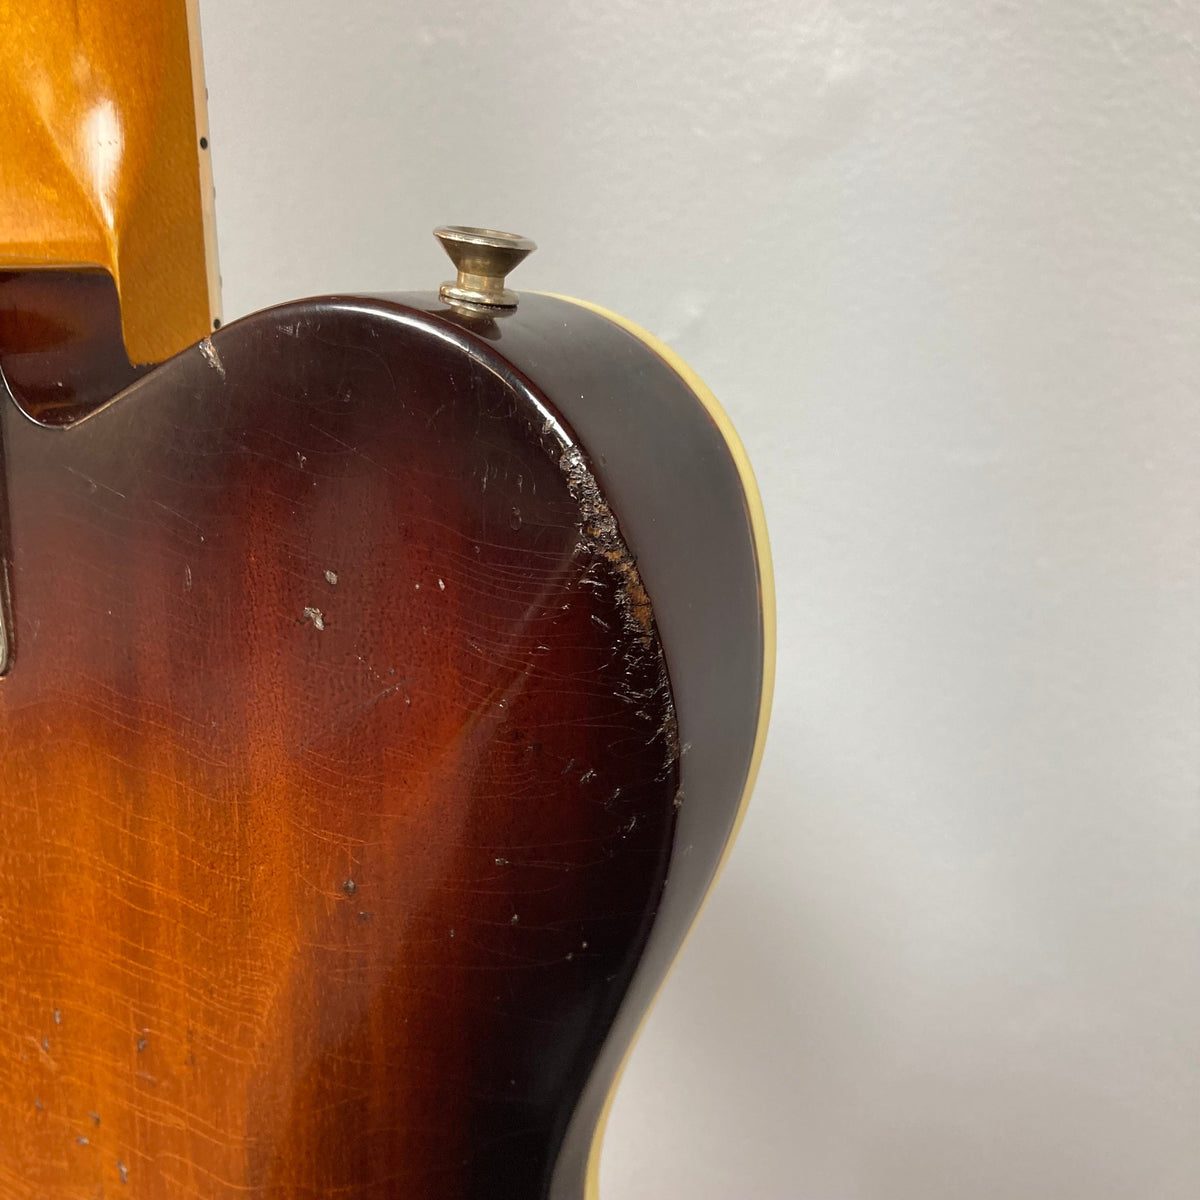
(199, 2, 1199, 1196)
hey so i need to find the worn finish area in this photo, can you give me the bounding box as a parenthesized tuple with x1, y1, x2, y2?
(0, 298, 679, 1198)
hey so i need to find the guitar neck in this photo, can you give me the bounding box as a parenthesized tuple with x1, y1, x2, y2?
(0, 0, 219, 363)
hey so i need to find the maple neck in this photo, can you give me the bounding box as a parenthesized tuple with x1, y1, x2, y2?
(0, 0, 219, 364)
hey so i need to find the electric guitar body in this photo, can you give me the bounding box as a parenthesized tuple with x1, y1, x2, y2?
(0, 5, 773, 1199)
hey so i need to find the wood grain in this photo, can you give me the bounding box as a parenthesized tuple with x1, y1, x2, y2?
(0, 0, 218, 362)
(0, 298, 679, 1198)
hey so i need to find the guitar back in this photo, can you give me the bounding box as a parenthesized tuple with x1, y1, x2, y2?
(0, 6, 772, 1197)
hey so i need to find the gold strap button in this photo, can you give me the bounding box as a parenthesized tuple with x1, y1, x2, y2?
(434, 226, 536, 311)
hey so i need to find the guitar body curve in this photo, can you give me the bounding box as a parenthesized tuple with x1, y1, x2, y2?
(0, 292, 770, 1199)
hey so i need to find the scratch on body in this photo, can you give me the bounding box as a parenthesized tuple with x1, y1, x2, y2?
(198, 336, 226, 379)
(65, 465, 125, 500)
(557, 445, 680, 770)
(31, 1036, 56, 1071)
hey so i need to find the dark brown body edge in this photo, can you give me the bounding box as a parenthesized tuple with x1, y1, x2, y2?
(0, 284, 767, 1197)
(400, 293, 768, 1196)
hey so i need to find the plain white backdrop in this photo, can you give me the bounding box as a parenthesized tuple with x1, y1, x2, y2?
(199, 2, 1198, 1196)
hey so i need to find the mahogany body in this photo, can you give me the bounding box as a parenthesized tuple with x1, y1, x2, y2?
(0, 282, 769, 1198)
